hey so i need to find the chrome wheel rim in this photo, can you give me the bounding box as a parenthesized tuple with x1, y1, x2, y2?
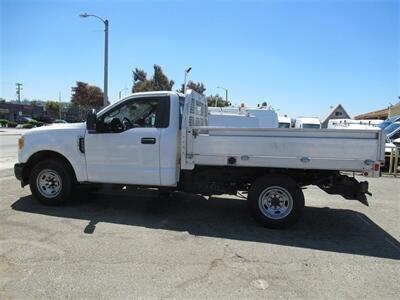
(258, 186, 293, 220)
(36, 169, 62, 198)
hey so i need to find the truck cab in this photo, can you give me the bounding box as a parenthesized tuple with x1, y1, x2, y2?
(278, 116, 291, 128)
(15, 90, 207, 189)
(294, 117, 321, 129)
(85, 91, 183, 187)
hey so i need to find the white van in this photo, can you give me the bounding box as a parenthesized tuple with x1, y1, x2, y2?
(328, 119, 382, 129)
(294, 117, 321, 129)
(208, 112, 258, 127)
(278, 116, 291, 128)
(208, 106, 278, 128)
(245, 108, 278, 128)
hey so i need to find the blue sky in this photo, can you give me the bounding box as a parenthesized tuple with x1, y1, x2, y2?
(1, 0, 398, 118)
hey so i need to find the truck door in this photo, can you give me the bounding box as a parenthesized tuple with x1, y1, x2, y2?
(85, 96, 170, 185)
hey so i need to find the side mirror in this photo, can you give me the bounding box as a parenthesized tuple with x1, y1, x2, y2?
(86, 109, 97, 132)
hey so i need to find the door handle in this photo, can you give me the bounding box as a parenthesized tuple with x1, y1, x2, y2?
(141, 137, 156, 144)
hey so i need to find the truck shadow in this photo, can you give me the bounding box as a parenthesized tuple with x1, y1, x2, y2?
(11, 190, 400, 260)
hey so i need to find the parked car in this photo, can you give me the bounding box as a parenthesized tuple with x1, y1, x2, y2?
(385, 121, 400, 140)
(393, 137, 400, 147)
(383, 136, 398, 171)
(34, 115, 52, 124)
(19, 116, 34, 124)
(53, 119, 68, 124)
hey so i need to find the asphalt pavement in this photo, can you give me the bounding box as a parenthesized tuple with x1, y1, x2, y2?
(0, 128, 399, 299)
(0, 129, 26, 172)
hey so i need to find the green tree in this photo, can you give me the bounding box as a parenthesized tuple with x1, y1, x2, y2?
(206, 94, 231, 107)
(45, 101, 60, 118)
(132, 68, 152, 92)
(71, 81, 105, 108)
(177, 81, 206, 95)
(132, 65, 174, 92)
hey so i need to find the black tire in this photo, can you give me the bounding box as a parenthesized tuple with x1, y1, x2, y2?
(248, 175, 304, 229)
(29, 159, 74, 205)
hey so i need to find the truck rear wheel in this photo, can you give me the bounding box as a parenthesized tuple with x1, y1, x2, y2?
(248, 175, 304, 229)
(29, 159, 73, 205)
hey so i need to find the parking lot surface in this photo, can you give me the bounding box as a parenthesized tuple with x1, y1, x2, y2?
(0, 131, 399, 299)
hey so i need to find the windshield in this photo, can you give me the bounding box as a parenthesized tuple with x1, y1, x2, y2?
(302, 124, 320, 129)
(378, 121, 391, 129)
(384, 123, 400, 135)
(379, 116, 400, 129)
(279, 122, 290, 128)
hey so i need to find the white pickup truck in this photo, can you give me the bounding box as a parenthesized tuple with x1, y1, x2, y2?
(14, 90, 385, 228)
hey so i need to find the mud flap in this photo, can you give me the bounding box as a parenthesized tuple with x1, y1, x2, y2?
(316, 175, 371, 206)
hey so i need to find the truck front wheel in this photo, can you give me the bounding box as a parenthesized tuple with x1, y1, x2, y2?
(29, 159, 73, 205)
(248, 175, 304, 229)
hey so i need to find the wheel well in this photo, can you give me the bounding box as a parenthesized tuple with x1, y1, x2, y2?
(23, 151, 77, 183)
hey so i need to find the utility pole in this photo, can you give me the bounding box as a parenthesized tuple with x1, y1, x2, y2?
(104, 19, 109, 106)
(119, 87, 129, 99)
(16, 83, 23, 103)
(59, 91, 62, 120)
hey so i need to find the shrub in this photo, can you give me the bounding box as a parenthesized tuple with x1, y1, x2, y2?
(0, 119, 8, 127)
(8, 121, 17, 128)
(22, 123, 35, 129)
(27, 119, 44, 127)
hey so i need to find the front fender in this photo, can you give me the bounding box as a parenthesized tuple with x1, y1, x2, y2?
(19, 130, 88, 182)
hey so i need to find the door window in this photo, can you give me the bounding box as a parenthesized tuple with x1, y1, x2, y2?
(97, 96, 170, 133)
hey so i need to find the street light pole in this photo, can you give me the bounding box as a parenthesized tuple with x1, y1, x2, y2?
(119, 87, 129, 99)
(58, 91, 62, 120)
(80, 13, 109, 107)
(104, 19, 109, 107)
(183, 67, 192, 94)
(216, 86, 228, 107)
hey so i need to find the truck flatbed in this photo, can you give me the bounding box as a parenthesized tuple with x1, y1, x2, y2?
(183, 126, 384, 175)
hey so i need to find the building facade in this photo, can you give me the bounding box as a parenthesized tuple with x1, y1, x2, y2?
(0, 102, 44, 122)
(320, 104, 351, 128)
(389, 102, 400, 117)
(0, 102, 80, 123)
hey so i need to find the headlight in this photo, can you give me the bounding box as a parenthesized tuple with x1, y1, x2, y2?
(18, 137, 24, 150)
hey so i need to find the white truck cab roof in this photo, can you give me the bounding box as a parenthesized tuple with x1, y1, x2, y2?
(278, 116, 291, 128)
(295, 117, 321, 129)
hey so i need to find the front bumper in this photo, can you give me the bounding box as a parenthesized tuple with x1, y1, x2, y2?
(14, 163, 26, 186)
